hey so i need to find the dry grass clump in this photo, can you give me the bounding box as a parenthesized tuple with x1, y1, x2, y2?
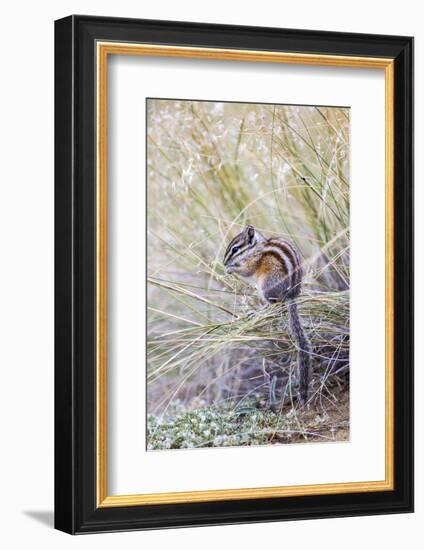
(147, 99, 350, 449)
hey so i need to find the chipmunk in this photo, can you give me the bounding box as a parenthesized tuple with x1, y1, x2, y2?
(223, 224, 310, 404)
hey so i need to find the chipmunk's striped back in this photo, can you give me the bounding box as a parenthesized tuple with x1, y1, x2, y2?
(260, 238, 303, 299)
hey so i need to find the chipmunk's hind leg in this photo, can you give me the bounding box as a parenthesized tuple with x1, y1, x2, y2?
(263, 278, 290, 304)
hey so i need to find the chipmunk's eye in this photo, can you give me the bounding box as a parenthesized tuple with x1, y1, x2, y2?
(232, 246, 240, 254)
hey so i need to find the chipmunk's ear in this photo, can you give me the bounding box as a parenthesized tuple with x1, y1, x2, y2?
(244, 224, 255, 245)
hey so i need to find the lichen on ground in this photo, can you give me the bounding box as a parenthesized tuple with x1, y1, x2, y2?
(147, 392, 349, 451)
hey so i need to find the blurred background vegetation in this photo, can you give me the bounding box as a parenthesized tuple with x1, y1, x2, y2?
(146, 99, 350, 450)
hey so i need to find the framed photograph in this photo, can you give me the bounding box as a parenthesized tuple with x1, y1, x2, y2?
(54, 15, 413, 534)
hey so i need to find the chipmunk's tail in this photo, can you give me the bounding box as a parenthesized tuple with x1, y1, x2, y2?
(287, 299, 311, 405)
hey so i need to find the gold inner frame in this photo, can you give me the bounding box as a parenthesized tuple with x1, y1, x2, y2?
(96, 42, 395, 508)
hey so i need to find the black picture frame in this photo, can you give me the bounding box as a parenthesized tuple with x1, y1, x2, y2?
(55, 14, 414, 534)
